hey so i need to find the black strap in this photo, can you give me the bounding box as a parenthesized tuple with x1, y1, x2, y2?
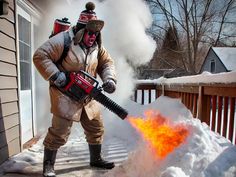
(57, 32, 71, 66)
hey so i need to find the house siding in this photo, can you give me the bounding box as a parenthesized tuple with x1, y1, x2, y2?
(201, 49, 228, 73)
(0, 0, 21, 164)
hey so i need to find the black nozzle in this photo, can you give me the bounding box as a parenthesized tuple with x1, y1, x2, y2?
(92, 90, 128, 120)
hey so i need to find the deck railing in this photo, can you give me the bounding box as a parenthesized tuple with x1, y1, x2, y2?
(134, 83, 236, 144)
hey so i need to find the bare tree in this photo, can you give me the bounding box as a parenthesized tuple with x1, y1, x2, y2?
(214, 0, 236, 46)
(146, 0, 236, 74)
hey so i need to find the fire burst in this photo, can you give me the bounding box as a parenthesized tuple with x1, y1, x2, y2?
(128, 110, 189, 158)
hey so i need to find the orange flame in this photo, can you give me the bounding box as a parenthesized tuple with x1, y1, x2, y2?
(128, 110, 189, 158)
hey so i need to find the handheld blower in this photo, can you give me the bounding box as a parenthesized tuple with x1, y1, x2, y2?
(60, 70, 128, 120)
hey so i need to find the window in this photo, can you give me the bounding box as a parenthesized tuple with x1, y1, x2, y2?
(18, 14, 32, 90)
(210, 60, 216, 73)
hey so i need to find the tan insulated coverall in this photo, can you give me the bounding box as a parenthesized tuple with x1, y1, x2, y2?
(33, 28, 116, 149)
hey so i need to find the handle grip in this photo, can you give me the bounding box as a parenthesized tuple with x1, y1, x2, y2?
(79, 70, 99, 88)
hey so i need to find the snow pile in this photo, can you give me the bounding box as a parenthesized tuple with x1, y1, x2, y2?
(104, 96, 236, 177)
(0, 142, 43, 174)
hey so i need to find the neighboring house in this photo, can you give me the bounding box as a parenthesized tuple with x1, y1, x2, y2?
(0, 0, 43, 164)
(200, 47, 236, 73)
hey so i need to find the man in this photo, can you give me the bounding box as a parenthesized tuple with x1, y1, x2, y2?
(33, 2, 117, 177)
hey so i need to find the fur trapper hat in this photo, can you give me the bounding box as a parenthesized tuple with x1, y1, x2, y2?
(85, 19, 104, 32)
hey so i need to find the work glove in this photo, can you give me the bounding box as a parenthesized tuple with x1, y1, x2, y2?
(50, 71, 67, 88)
(102, 79, 116, 94)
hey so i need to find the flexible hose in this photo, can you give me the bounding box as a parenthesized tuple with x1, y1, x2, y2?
(92, 90, 128, 120)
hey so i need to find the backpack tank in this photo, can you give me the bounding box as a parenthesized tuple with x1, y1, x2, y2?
(50, 18, 71, 38)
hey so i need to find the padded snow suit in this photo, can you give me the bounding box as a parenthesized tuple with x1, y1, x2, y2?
(33, 27, 116, 149)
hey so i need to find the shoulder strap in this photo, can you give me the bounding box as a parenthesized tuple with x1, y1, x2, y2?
(57, 32, 71, 66)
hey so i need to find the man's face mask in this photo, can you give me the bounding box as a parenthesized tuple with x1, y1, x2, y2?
(83, 31, 99, 47)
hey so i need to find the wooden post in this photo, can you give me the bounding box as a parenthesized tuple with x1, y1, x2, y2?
(228, 98, 235, 142)
(134, 90, 137, 102)
(162, 84, 165, 96)
(189, 93, 193, 114)
(183, 93, 186, 105)
(197, 87, 203, 120)
(217, 96, 223, 135)
(180, 92, 184, 104)
(193, 94, 198, 118)
(197, 86, 211, 124)
(186, 93, 189, 109)
(156, 85, 161, 98)
(141, 89, 144, 105)
(211, 95, 217, 132)
(223, 97, 229, 137)
(149, 89, 151, 103)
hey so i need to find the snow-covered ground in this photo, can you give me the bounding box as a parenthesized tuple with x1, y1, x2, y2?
(1, 96, 236, 177)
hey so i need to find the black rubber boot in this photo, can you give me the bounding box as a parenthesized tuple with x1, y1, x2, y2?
(43, 148, 57, 177)
(89, 144, 115, 169)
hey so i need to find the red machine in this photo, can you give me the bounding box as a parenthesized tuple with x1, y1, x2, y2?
(61, 71, 128, 120)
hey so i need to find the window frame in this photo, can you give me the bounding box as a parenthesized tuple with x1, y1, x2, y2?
(210, 59, 216, 73)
